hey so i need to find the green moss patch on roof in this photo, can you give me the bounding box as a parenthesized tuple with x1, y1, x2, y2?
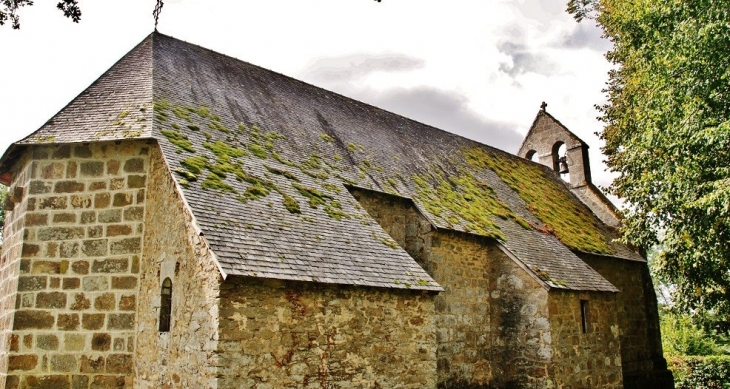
(463, 147, 612, 254)
(412, 166, 528, 241)
(160, 130, 195, 153)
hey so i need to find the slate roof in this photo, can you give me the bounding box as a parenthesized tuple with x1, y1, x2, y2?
(0, 32, 643, 292)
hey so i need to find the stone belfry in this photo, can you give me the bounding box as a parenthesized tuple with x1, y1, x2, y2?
(517, 103, 621, 228)
(517, 102, 592, 188)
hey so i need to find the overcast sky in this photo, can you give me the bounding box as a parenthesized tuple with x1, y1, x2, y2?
(0, 0, 617, 199)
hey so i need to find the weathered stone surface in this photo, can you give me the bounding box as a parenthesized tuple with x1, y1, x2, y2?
(54, 181, 85, 193)
(107, 354, 133, 373)
(91, 259, 128, 273)
(94, 293, 116, 311)
(80, 356, 105, 373)
(36, 335, 59, 351)
(108, 314, 135, 330)
(111, 276, 137, 290)
(123, 159, 144, 173)
(57, 314, 80, 331)
(35, 292, 67, 309)
(37, 227, 84, 241)
(8, 355, 38, 371)
(83, 276, 109, 291)
(109, 238, 140, 255)
(80, 161, 104, 177)
(92, 333, 112, 351)
(13, 311, 54, 330)
(50, 354, 78, 372)
(90, 375, 125, 389)
(82, 314, 105, 330)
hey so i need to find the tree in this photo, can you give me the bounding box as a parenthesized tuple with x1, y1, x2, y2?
(568, 0, 730, 322)
(1, 0, 80, 29)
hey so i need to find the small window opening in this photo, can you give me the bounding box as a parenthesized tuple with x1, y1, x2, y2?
(159, 278, 172, 332)
(580, 300, 589, 334)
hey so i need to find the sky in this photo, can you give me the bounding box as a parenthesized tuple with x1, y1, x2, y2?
(0, 0, 617, 201)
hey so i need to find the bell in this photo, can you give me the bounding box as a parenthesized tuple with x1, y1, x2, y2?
(558, 156, 569, 174)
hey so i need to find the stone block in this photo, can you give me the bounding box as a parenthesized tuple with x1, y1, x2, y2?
(71, 260, 89, 275)
(89, 181, 107, 191)
(36, 292, 67, 309)
(127, 175, 146, 189)
(29, 181, 52, 195)
(8, 355, 38, 371)
(112, 276, 137, 290)
(58, 313, 80, 331)
(70, 195, 93, 209)
(71, 375, 89, 389)
(82, 239, 108, 257)
(95, 293, 116, 311)
(91, 333, 111, 351)
(94, 193, 110, 209)
(37, 227, 84, 241)
(65, 334, 86, 352)
(63, 278, 81, 290)
(82, 314, 105, 330)
(106, 354, 133, 374)
(123, 207, 144, 221)
(123, 158, 145, 173)
(18, 276, 47, 291)
(25, 214, 48, 227)
(107, 160, 120, 175)
(80, 161, 104, 177)
(50, 355, 78, 372)
(80, 211, 96, 224)
(74, 145, 92, 158)
(118, 295, 136, 311)
(66, 161, 78, 178)
(53, 213, 77, 223)
(13, 310, 54, 330)
(36, 335, 58, 351)
(52, 145, 71, 159)
(38, 196, 68, 210)
(22, 244, 40, 258)
(83, 276, 108, 291)
(60, 242, 80, 258)
(98, 209, 122, 223)
(110, 178, 125, 190)
(112, 193, 133, 207)
(90, 375, 125, 389)
(54, 181, 85, 193)
(87, 226, 103, 238)
(80, 356, 105, 373)
(92, 258, 128, 273)
(108, 314, 135, 330)
(31, 261, 61, 274)
(106, 224, 133, 237)
(113, 338, 125, 351)
(109, 238, 140, 255)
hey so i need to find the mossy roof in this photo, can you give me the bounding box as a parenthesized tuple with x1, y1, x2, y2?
(1, 33, 640, 292)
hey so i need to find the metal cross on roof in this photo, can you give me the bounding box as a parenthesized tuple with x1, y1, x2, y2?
(153, 0, 164, 31)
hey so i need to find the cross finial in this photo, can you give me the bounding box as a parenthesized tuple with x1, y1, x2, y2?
(540, 101, 547, 111)
(153, 0, 164, 31)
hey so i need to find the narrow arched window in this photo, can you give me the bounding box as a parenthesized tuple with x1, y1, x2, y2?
(159, 278, 172, 332)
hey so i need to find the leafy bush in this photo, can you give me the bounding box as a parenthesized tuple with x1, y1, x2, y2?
(669, 356, 730, 389)
(662, 311, 720, 356)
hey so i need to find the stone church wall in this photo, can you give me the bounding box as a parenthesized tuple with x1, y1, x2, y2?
(581, 254, 674, 388)
(218, 277, 437, 388)
(2, 142, 149, 389)
(350, 189, 554, 388)
(548, 290, 623, 388)
(0, 154, 33, 387)
(134, 147, 221, 389)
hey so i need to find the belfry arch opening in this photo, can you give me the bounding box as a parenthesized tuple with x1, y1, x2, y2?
(525, 149, 539, 163)
(552, 141, 569, 182)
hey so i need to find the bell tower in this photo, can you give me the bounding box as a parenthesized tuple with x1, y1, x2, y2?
(518, 102, 592, 188)
(517, 103, 620, 228)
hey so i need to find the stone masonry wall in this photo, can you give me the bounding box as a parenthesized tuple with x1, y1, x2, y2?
(134, 146, 221, 389)
(487, 245, 551, 389)
(0, 154, 33, 387)
(548, 290, 623, 388)
(218, 277, 437, 388)
(3, 142, 149, 389)
(581, 255, 674, 389)
(351, 189, 554, 388)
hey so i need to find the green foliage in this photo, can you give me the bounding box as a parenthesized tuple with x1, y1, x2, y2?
(669, 356, 730, 389)
(569, 1, 730, 317)
(160, 130, 195, 153)
(1, 0, 81, 29)
(662, 311, 720, 357)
